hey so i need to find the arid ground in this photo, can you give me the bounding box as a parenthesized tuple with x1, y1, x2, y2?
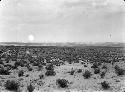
(0, 44, 125, 92)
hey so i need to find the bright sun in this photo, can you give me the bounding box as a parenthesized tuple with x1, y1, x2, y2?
(28, 34, 35, 42)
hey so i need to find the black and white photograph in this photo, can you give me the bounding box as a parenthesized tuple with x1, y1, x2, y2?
(0, 0, 125, 92)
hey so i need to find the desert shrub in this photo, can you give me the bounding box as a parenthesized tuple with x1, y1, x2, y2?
(45, 64, 54, 70)
(81, 62, 84, 64)
(115, 65, 125, 76)
(18, 70, 24, 77)
(0, 60, 3, 64)
(102, 65, 107, 69)
(101, 81, 110, 90)
(83, 70, 92, 79)
(70, 69, 75, 75)
(28, 67, 33, 71)
(38, 64, 43, 71)
(56, 79, 69, 88)
(4, 64, 12, 70)
(26, 74, 29, 77)
(91, 63, 98, 69)
(4, 80, 19, 91)
(14, 61, 24, 69)
(94, 68, 100, 74)
(100, 72, 106, 78)
(0, 64, 4, 69)
(84, 65, 87, 67)
(77, 69, 82, 73)
(32, 61, 39, 66)
(0, 67, 10, 75)
(26, 65, 33, 71)
(39, 74, 44, 79)
(27, 84, 35, 92)
(45, 70, 56, 76)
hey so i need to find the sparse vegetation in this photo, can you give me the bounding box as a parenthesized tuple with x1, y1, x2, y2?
(56, 79, 69, 88)
(0, 45, 125, 91)
(83, 70, 92, 79)
(4, 80, 19, 91)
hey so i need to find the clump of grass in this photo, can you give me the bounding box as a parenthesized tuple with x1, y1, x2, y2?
(4, 80, 19, 91)
(27, 84, 35, 92)
(83, 70, 92, 79)
(56, 79, 69, 88)
(101, 81, 110, 90)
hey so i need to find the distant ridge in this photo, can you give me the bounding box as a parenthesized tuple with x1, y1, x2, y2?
(0, 42, 125, 47)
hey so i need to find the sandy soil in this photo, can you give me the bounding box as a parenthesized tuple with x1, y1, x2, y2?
(1, 60, 125, 92)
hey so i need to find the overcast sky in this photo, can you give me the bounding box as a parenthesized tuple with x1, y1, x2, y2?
(0, 0, 125, 43)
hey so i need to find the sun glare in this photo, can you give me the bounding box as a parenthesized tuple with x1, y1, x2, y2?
(28, 34, 35, 42)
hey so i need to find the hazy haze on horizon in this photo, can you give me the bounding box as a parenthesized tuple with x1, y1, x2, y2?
(0, 0, 125, 43)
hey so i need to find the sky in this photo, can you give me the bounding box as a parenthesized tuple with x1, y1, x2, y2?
(0, 0, 125, 43)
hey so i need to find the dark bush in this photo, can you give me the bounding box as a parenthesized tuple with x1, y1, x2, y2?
(18, 70, 24, 77)
(27, 65, 33, 71)
(100, 72, 106, 78)
(115, 65, 125, 76)
(28, 67, 33, 71)
(38, 64, 43, 71)
(4, 80, 19, 91)
(45, 64, 54, 70)
(4, 64, 12, 70)
(26, 74, 29, 77)
(102, 65, 107, 69)
(94, 68, 100, 74)
(0, 60, 3, 64)
(84, 65, 87, 67)
(56, 79, 69, 88)
(27, 84, 35, 92)
(14, 61, 24, 69)
(39, 74, 44, 79)
(101, 81, 110, 90)
(77, 69, 82, 73)
(83, 70, 92, 79)
(0, 67, 10, 75)
(70, 69, 75, 75)
(45, 70, 56, 76)
(91, 63, 98, 69)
